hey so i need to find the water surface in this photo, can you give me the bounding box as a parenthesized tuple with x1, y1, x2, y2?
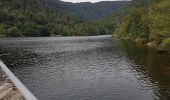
(0, 36, 170, 100)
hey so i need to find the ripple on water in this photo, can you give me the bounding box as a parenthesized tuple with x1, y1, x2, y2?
(0, 36, 170, 100)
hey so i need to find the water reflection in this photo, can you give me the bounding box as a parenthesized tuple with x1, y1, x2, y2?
(120, 40, 170, 100)
(0, 36, 170, 100)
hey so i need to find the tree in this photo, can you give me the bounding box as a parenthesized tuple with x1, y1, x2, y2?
(7, 26, 21, 37)
(0, 25, 6, 37)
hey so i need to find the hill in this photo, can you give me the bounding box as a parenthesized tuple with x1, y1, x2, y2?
(0, 0, 82, 37)
(45, 0, 129, 20)
(0, 0, 129, 37)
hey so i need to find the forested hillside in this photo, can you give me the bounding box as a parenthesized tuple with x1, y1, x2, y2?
(0, 0, 122, 37)
(114, 0, 170, 50)
(0, 0, 81, 37)
(45, 0, 129, 20)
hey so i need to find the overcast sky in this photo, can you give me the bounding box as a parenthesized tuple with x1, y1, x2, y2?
(60, 0, 129, 3)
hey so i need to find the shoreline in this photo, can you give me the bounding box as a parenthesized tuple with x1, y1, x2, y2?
(112, 35, 170, 54)
(0, 35, 112, 38)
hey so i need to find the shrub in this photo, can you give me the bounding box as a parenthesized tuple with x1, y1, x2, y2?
(7, 26, 21, 37)
(0, 25, 5, 37)
(159, 38, 170, 50)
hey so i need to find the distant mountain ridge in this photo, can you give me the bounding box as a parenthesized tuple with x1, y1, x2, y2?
(45, 0, 130, 20)
(0, 0, 129, 37)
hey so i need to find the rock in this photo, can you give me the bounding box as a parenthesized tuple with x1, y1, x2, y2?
(0, 80, 24, 100)
(147, 42, 157, 48)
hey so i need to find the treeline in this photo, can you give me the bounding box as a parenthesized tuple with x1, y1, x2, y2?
(114, 0, 170, 50)
(0, 0, 115, 37)
(0, 0, 78, 37)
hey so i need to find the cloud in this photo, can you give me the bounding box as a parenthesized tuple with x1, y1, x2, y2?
(60, 0, 130, 3)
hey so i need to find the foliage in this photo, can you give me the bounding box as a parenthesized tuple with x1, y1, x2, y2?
(0, 25, 5, 37)
(0, 0, 116, 37)
(159, 38, 170, 50)
(7, 26, 21, 37)
(114, 0, 170, 49)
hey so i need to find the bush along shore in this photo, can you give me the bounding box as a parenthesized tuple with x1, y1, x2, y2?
(113, 0, 170, 52)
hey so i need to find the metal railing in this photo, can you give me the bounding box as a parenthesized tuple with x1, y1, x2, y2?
(0, 60, 38, 100)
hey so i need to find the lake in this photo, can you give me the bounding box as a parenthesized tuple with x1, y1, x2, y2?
(0, 35, 170, 100)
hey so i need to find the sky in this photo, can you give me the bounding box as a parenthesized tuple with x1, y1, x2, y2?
(60, 0, 129, 3)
